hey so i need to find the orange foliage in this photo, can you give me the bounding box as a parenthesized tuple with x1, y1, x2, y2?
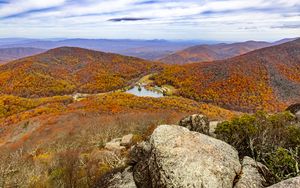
(0, 47, 162, 97)
(153, 40, 300, 112)
(0, 95, 73, 125)
(0, 93, 236, 126)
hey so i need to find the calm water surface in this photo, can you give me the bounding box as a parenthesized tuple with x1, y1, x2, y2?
(126, 86, 163, 98)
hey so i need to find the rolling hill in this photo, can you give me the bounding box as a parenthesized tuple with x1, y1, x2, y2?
(153, 39, 300, 112)
(0, 38, 199, 60)
(0, 47, 46, 64)
(0, 47, 162, 97)
(159, 38, 298, 64)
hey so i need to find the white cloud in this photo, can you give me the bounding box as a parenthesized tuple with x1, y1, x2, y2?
(0, 0, 299, 40)
(0, 0, 66, 17)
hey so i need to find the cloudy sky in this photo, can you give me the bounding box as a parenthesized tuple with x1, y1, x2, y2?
(0, 0, 299, 41)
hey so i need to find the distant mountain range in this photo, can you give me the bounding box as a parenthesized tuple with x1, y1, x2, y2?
(153, 38, 300, 112)
(0, 38, 297, 65)
(0, 38, 201, 60)
(159, 38, 298, 64)
(0, 47, 46, 64)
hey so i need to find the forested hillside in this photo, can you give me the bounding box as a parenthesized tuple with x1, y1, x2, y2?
(153, 39, 300, 112)
(159, 39, 297, 64)
(0, 47, 162, 97)
(159, 41, 271, 64)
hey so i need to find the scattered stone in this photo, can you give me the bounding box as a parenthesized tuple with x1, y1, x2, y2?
(105, 138, 125, 151)
(179, 114, 210, 134)
(267, 176, 300, 188)
(133, 125, 241, 188)
(121, 134, 134, 147)
(234, 156, 268, 188)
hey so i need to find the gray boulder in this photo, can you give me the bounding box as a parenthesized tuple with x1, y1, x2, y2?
(179, 114, 210, 134)
(133, 125, 241, 188)
(121, 134, 134, 147)
(105, 138, 126, 151)
(95, 167, 137, 188)
(129, 141, 152, 188)
(267, 176, 300, 188)
(128, 141, 151, 165)
(234, 156, 268, 188)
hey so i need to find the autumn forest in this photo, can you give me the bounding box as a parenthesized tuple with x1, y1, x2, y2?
(0, 36, 299, 187)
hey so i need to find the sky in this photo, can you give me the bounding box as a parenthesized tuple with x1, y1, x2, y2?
(0, 0, 299, 41)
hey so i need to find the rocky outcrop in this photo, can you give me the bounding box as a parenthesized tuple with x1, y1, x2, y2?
(234, 157, 268, 188)
(267, 176, 300, 188)
(121, 134, 134, 147)
(100, 121, 300, 188)
(178, 114, 210, 134)
(178, 114, 222, 136)
(105, 134, 134, 151)
(105, 138, 126, 151)
(129, 141, 152, 188)
(131, 125, 241, 188)
(95, 167, 137, 188)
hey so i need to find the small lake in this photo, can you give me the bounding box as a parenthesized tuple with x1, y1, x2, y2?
(126, 86, 164, 98)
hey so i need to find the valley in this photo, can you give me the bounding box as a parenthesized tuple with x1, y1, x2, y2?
(0, 38, 299, 188)
(1, 38, 298, 112)
(1, 0, 300, 187)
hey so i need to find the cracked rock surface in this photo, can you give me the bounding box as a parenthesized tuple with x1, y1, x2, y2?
(132, 125, 241, 188)
(234, 156, 268, 188)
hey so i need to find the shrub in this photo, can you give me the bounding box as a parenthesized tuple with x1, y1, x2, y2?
(215, 111, 300, 183)
(266, 147, 300, 180)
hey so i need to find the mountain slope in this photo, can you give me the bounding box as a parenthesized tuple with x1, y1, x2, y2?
(159, 38, 298, 64)
(0, 39, 198, 60)
(0, 47, 161, 97)
(153, 39, 300, 112)
(0, 47, 45, 64)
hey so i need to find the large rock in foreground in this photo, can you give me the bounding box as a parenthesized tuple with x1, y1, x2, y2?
(234, 156, 268, 188)
(267, 176, 300, 188)
(132, 125, 241, 188)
